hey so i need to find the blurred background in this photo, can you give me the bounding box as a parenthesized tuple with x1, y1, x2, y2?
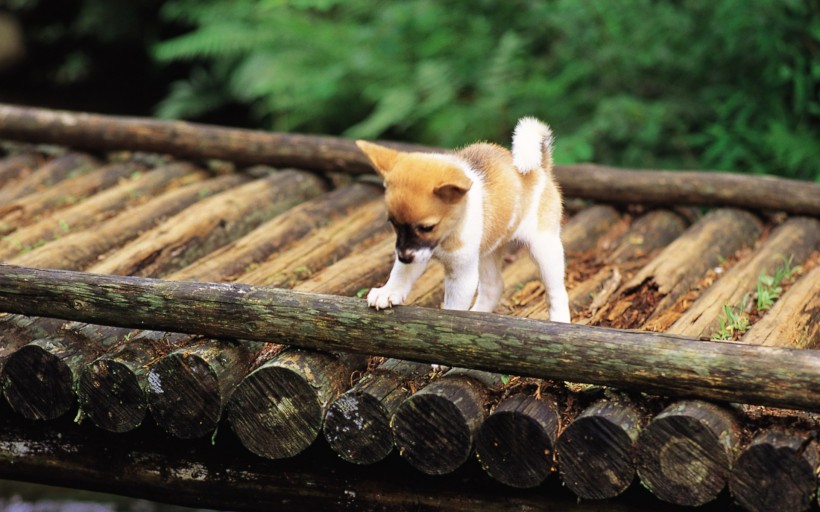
(0, 0, 817, 178)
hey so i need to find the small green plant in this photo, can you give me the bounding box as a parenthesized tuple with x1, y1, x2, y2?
(755, 256, 800, 311)
(356, 288, 370, 298)
(713, 295, 751, 341)
(58, 219, 70, 233)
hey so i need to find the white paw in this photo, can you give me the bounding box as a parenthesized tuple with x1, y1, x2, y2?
(549, 306, 571, 323)
(366, 287, 406, 310)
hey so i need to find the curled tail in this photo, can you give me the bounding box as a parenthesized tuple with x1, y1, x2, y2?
(511, 116, 554, 174)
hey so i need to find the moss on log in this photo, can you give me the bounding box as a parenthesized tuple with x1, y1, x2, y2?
(635, 400, 740, 506)
(729, 430, 819, 512)
(0, 264, 818, 412)
(474, 393, 560, 488)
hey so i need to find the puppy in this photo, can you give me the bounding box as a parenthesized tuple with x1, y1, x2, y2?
(356, 117, 570, 322)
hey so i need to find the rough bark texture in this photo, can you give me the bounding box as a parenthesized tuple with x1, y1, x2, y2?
(556, 396, 644, 499)
(729, 430, 819, 512)
(0, 151, 41, 187)
(0, 152, 97, 204)
(475, 393, 560, 488)
(3, 104, 818, 214)
(13, 173, 250, 271)
(89, 169, 326, 277)
(0, 265, 819, 412)
(0, 161, 145, 236)
(743, 264, 820, 349)
(391, 371, 499, 475)
(323, 360, 431, 465)
(670, 217, 820, 339)
(635, 400, 740, 506)
(0, 163, 206, 259)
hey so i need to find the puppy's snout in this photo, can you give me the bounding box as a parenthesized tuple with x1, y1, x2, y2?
(397, 249, 415, 264)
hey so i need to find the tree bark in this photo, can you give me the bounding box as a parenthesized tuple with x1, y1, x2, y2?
(0, 161, 145, 236)
(474, 393, 560, 488)
(670, 217, 820, 339)
(0, 152, 97, 203)
(3, 103, 819, 215)
(0, 163, 206, 259)
(635, 400, 740, 506)
(0, 151, 41, 186)
(0, 264, 819, 412)
(742, 265, 820, 349)
(555, 395, 644, 499)
(13, 173, 251, 271)
(729, 430, 819, 512)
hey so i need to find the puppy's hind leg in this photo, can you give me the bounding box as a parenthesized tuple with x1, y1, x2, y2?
(528, 231, 571, 323)
(471, 250, 504, 313)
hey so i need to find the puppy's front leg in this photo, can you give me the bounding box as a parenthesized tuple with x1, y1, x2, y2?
(442, 256, 480, 311)
(367, 257, 428, 310)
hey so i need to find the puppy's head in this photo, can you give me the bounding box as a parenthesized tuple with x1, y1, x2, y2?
(356, 141, 471, 264)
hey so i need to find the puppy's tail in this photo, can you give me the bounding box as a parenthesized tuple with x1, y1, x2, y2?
(511, 116, 554, 174)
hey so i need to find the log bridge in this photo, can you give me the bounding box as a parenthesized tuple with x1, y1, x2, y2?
(0, 104, 818, 512)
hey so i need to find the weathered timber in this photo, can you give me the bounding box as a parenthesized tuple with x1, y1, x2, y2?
(3, 103, 819, 214)
(0, 314, 64, 375)
(0, 152, 97, 204)
(89, 169, 326, 277)
(0, 161, 145, 236)
(555, 395, 644, 499)
(392, 370, 503, 475)
(729, 430, 819, 512)
(0, 265, 819, 412)
(13, 173, 250, 271)
(228, 350, 367, 459)
(2, 323, 132, 420)
(606, 209, 690, 265)
(635, 400, 740, 506)
(593, 208, 762, 330)
(0, 163, 206, 259)
(0, 151, 41, 186)
(0, 414, 641, 512)
(474, 393, 560, 488)
(170, 182, 382, 282)
(670, 217, 820, 339)
(147, 338, 257, 439)
(743, 264, 820, 348)
(323, 360, 432, 464)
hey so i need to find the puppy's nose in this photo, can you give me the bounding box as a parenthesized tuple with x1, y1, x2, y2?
(397, 250, 414, 264)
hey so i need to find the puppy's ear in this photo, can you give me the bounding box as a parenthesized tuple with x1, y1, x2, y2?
(356, 140, 400, 177)
(434, 182, 471, 204)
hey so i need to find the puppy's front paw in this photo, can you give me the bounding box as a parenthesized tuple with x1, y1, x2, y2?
(549, 306, 571, 323)
(366, 287, 406, 310)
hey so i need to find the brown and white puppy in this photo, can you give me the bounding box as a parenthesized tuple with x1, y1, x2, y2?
(356, 117, 570, 322)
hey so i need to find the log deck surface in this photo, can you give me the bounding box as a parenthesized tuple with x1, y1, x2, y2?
(0, 108, 818, 512)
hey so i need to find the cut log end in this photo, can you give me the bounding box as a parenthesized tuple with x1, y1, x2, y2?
(323, 392, 394, 465)
(78, 358, 147, 433)
(147, 352, 223, 439)
(1, 342, 74, 421)
(228, 364, 322, 459)
(475, 395, 559, 488)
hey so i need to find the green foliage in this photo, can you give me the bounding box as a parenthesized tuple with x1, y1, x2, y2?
(713, 295, 751, 341)
(755, 256, 800, 311)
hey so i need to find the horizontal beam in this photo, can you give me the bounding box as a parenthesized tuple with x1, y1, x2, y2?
(0, 264, 817, 411)
(1, 104, 818, 215)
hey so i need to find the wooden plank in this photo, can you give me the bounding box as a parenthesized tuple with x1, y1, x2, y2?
(0, 152, 97, 203)
(0, 264, 818, 412)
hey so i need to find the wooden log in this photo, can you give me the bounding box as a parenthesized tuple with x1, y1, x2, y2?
(635, 400, 740, 506)
(0, 314, 64, 378)
(0, 265, 819, 412)
(729, 430, 819, 512)
(0, 151, 41, 187)
(743, 265, 820, 349)
(0, 162, 206, 259)
(3, 104, 819, 215)
(12, 173, 250, 271)
(89, 169, 326, 277)
(227, 350, 367, 459)
(474, 393, 560, 488)
(0, 152, 97, 204)
(670, 217, 820, 339)
(593, 208, 762, 330)
(555, 395, 644, 499)
(0, 161, 146, 236)
(170, 182, 383, 282)
(391, 370, 503, 475)
(146, 338, 257, 439)
(323, 360, 432, 465)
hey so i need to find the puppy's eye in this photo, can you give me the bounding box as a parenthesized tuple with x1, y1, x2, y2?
(417, 224, 436, 233)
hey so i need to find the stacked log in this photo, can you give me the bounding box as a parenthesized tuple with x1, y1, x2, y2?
(0, 151, 42, 186)
(0, 152, 97, 203)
